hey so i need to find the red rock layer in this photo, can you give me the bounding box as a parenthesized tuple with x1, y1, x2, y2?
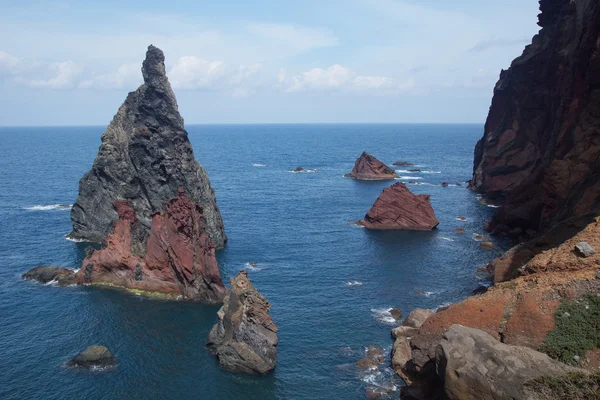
(75, 189, 227, 303)
(357, 182, 439, 230)
(470, 0, 600, 234)
(345, 152, 397, 180)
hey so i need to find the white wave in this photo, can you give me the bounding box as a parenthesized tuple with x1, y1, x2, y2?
(25, 204, 72, 211)
(397, 176, 423, 180)
(472, 233, 488, 242)
(346, 281, 363, 286)
(397, 180, 435, 186)
(371, 308, 398, 325)
(439, 237, 455, 242)
(424, 291, 436, 297)
(64, 235, 87, 243)
(435, 302, 452, 312)
(487, 204, 501, 208)
(289, 169, 317, 173)
(244, 262, 263, 272)
(422, 170, 442, 174)
(252, 163, 266, 167)
(456, 216, 468, 221)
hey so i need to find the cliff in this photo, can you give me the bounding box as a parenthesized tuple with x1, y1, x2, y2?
(69, 45, 226, 248)
(471, 0, 600, 234)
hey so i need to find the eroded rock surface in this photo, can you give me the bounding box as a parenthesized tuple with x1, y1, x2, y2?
(22, 266, 74, 284)
(345, 152, 397, 180)
(67, 345, 116, 369)
(471, 0, 600, 234)
(69, 45, 226, 248)
(357, 183, 439, 230)
(74, 189, 227, 302)
(207, 271, 278, 374)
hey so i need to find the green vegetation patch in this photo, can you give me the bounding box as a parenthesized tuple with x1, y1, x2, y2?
(539, 293, 600, 364)
(525, 372, 600, 400)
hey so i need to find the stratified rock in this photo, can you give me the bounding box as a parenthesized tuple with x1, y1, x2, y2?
(471, 1, 600, 234)
(207, 271, 278, 374)
(356, 183, 439, 230)
(345, 152, 397, 180)
(67, 345, 116, 369)
(69, 45, 226, 249)
(438, 325, 583, 400)
(74, 189, 227, 302)
(575, 242, 596, 258)
(22, 266, 74, 284)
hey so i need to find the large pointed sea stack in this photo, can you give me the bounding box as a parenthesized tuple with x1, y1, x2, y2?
(345, 152, 397, 180)
(471, 0, 600, 234)
(207, 271, 278, 374)
(356, 182, 439, 230)
(69, 45, 226, 248)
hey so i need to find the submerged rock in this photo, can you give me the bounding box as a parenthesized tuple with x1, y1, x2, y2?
(74, 190, 227, 302)
(207, 271, 278, 374)
(345, 152, 397, 180)
(22, 266, 74, 284)
(393, 161, 415, 167)
(356, 183, 439, 230)
(293, 166, 305, 172)
(69, 45, 226, 249)
(67, 345, 116, 369)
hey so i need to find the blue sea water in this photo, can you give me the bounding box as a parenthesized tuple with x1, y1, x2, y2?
(0, 124, 503, 399)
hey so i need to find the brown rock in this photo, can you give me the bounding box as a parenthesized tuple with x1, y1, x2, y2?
(453, 228, 465, 234)
(480, 241, 494, 250)
(389, 308, 403, 321)
(74, 190, 227, 302)
(345, 152, 397, 180)
(403, 308, 435, 329)
(356, 183, 439, 230)
(207, 271, 278, 374)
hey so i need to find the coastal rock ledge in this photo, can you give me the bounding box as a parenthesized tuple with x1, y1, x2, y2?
(356, 182, 439, 230)
(207, 271, 278, 374)
(68, 44, 226, 248)
(345, 152, 397, 180)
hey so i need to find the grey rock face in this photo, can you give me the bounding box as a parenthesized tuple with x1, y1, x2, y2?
(575, 241, 596, 258)
(69, 45, 226, 248)
(207, 271, 278, 374)
(437, 325, 582, 400)
(67, 345, 116, 369)
(22, 265, 74, 284)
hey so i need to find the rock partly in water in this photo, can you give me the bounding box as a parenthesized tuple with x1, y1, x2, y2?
(345, 152, 397, 180)
(356, 183, 439, 230)
(74, 190, 227, 302)
(453, 228, 465, 234)
(68, 45, 226, 249)
(67, 345, 116, 369)
(393, 161, 415, 167)
(389, 308, 403, 321)
(480, 241, 494, 250)
(575, 242, 596, 258)
(441, 182, 449, 188)
(470, 0, 600, 235)
(207, 271, 278, 374)
(22, 266, 74, 284)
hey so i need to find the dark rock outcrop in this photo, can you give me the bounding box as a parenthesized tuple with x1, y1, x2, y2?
(345, 152, 397, 180)
(67, 345, 116, 369)
(22, 266, 74, 284)
(470, 0, 600, 234)
(207, 271, 278, 374)
(393, 161, 415, 167)
(74, 189, 227, 302)
(356, 182, 439, 230)
(69, 45, 226, 249)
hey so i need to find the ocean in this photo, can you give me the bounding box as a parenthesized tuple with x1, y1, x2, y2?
(0, 124, 503, 399)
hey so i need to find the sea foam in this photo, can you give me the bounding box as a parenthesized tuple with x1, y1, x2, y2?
(25, 204, 72, 211)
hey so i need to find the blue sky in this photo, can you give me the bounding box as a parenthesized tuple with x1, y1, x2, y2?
(0, 0, 541, 125)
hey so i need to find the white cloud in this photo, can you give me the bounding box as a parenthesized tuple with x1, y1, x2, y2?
(0, 51, 84, 89)
(78, 63, 141, 89)
(0, 50, 19, 75)
(27, 60, 84, 88)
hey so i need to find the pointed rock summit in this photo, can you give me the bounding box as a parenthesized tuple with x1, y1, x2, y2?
(69, 45, 226, 248)
(345, 152, 397, 180)
(357, 182, 439, 230)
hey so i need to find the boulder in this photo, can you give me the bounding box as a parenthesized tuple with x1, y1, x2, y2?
(68, 45, 226, 248)
(345, 152, 397, 180)
(207, 271, 278, 374)
(22, 266, 74, 284)
(438, 325, 583, 400)
(74, 190, 227, 302)
(356, 183, 439, 230)
(389, 308, 403, 321)
(480, 242, 494, 250)
(402, 308, 435, 329)
(67, 345, 116, 369)
(575, 242, 596, 258)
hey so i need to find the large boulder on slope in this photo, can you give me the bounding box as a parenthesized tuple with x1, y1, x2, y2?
(68, 45, 226, 249)
(207, 271, 278, 374)
(345, 152, 397, 180)
(357, 183, 439, 230)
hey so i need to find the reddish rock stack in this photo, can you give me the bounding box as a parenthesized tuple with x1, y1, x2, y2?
(345, 152, 397, 180)
(470, 0, 600, 234)
(75, 189, 227, 303)
(357, 182, 439, 230)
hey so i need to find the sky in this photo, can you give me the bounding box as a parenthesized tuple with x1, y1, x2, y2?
(0, 0, 542, 126)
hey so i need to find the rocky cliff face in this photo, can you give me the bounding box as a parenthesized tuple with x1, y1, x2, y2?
(357, 182, 439, 230)
(471, 0, 600, 234)
(345, 152, 397, 180)
(74, 189, 227, 303)
(207, 271, 278, 374)
(69, 45, 226, 248)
